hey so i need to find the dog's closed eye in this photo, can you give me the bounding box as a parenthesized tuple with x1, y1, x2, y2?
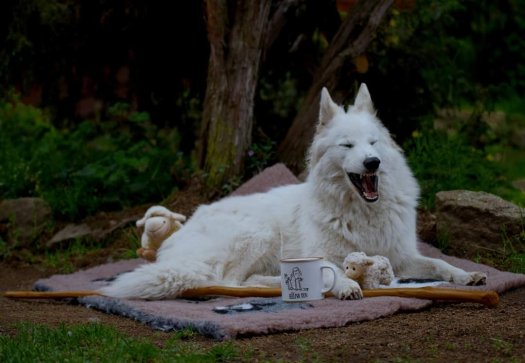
(340, 143, 354, 149)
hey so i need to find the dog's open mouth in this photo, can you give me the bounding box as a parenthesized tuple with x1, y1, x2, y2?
(347, 172, 379, 202)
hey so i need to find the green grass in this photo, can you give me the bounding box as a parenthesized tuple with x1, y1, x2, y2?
(405, 129, 506, 209)
(490, 337, 514, 356)
(496, 96, 525, 119)
(119, 227, 143, 260)
(42, 238, 104, 273)
(501, 224, 525, 274)
(488, 147, 525, 206)
(498, 148, 525, 182)
(0, 323, 238, 363)
(404, 95, 525, 210)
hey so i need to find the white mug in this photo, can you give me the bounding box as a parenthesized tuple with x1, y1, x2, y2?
(280, 257, 337, 302)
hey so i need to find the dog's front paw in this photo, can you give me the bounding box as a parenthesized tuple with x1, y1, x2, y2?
(453, 271, 487, 286)
(334, 279, 363, 300)
(466, 271, 487, 286)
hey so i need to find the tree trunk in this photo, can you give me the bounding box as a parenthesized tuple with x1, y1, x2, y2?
(198, 0, 272, 191)
(278, 0, 394, 174)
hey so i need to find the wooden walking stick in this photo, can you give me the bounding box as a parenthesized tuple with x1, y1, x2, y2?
(4, 286, 499, 307)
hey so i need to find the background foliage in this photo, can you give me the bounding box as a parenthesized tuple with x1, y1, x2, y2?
(0, 94, 192, 220)
(0, 0, 524, 220)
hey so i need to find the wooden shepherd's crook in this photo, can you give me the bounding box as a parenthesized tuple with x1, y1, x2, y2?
(4, 286, 499, 308)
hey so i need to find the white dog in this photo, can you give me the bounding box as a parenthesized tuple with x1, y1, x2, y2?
(101, 84, 486, 300)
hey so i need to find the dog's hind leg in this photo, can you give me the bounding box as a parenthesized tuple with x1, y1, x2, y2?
(396, 255, 487, 286)
(99, 261, 218, 299)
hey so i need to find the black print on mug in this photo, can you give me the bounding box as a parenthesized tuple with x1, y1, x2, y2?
(284, 267, 309, 292)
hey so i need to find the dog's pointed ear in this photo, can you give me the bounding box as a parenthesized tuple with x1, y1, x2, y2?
(318, 87, 341, 129)
(353, 83, 374, 113)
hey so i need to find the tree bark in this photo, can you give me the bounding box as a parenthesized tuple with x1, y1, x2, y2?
(277, 0, 394, 174)
(199, 0, 272, 191)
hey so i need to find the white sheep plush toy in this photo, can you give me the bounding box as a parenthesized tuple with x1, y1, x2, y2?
(343, 252, 395, 289)
(135, 205, 186, 261)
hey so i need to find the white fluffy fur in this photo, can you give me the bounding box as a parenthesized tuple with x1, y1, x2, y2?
(101, 84, 486, 300)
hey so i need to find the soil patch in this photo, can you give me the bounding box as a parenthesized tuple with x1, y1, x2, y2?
(2, 264, 524, 362)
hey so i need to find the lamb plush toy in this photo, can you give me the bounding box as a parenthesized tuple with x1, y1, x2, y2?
(343, 252, 395, 289)
(135, 205, 186, 261)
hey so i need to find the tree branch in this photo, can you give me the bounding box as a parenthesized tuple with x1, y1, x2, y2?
(278, 0, 394, 173)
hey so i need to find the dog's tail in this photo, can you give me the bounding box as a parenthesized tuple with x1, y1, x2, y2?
(98, 262, 214, 300)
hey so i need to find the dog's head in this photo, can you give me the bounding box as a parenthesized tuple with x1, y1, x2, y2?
(308, 84, 401, 203)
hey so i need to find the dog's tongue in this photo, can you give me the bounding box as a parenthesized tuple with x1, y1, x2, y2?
(362, 174, 378, 199)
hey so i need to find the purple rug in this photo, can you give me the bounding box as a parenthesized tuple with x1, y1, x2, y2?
(34, 243, 525, 340)
(34, 164, 525, 340)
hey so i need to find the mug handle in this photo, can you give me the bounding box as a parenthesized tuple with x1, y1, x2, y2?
(320, 265, 337, 294)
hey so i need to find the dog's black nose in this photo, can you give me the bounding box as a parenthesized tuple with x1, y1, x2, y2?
(363, 157, 380, 171)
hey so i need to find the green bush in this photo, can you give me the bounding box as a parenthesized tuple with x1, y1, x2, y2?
(0, 97, 192, 220)
(365, 0, 525, 143)
(405, 127, 508, 209)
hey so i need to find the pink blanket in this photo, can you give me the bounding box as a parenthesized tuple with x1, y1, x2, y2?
(34, 164, 525, 339)
(34, 242, 525, 339)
